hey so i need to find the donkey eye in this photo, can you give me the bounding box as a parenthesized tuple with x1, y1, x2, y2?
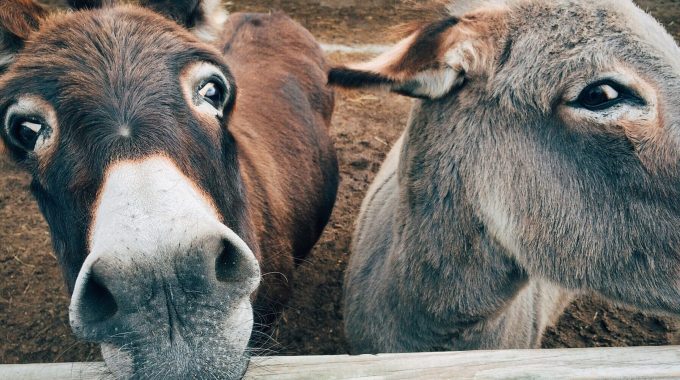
(198, 81, 226, 109)
(9, 117, 43, 151)
(576, 81, 630, 110)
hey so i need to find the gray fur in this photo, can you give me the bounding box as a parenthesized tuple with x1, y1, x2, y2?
(343, 0, 680, 353)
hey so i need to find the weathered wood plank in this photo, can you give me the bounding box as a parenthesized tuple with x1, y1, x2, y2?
(2, 346, 680, 379)
(0, 362, 109, 380)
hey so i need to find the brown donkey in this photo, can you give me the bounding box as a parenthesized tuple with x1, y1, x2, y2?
(331, 0, 680, 353)
(0, 0, 338, 377)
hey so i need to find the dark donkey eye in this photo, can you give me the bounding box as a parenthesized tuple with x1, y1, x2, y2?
(8, 116, 44, 151)
(576, 81, 628, 110)
(198, 80, 226, 109)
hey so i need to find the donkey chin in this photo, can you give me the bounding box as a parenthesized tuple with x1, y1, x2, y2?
(101, 301, 253, 379)
(99, 300, 254, 379)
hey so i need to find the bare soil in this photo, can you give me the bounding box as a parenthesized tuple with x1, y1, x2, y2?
(2, 0, 680, 364)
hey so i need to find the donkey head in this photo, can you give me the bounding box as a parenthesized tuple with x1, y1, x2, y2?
(331, 0, 680, 315)
(0, 0, 259, 378)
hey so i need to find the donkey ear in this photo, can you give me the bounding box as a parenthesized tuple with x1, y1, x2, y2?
(139, 0, 228, 42)
(67, 0, 115, 10)
(0, 0, 46, 73)
(328, 9, 506, 99)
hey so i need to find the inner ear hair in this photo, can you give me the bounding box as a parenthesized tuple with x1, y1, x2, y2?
(389, 17, 460, 77)
(328, 16, 462, 99)
(0, 0, 46, 40)
(329, 7, 507, 99)
(0, 0, 47, 73)
(341, 16, 460, 83)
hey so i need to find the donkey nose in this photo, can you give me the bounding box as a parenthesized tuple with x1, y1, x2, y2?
(69, 227, 259, 341)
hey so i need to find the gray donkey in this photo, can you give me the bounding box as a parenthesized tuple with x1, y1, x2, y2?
(329, 0, 680, 353)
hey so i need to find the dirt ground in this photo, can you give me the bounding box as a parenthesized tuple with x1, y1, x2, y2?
(2, 0, 680, 364)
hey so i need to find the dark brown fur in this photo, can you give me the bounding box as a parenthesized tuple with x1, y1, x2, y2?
(391, 17, 458, 74)
(0, 0, 46, 73)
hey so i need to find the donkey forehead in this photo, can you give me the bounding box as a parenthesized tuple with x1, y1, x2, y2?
(0, 7, 235, 187)
(490, 0, 680, 98)
(506, 0, 679, 58)
(5, 6, 226, 97)
(1, 7, 232, 138)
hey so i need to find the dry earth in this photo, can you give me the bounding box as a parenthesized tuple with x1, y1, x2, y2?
(1, 0, 680, 364)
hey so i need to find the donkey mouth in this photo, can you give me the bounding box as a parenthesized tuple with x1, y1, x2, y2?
(100, 299, 255, 379)
(102, 342, 251, 380)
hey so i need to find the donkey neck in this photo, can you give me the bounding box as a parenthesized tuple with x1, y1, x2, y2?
(388, 100, 531, 330)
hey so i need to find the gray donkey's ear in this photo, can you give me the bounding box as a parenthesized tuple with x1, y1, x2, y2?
(139, 0, 228, 42)
(329, 6, 507, 99)
(0, 0, 47, 73)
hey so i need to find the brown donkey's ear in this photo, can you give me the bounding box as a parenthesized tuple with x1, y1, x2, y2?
(0, 0, 46, 73)
(67, 0, 116, 9)
(139, 0, 228, 42)
(328, 8, 506, 99)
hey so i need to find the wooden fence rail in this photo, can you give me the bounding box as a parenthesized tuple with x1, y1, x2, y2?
(2, 345, 679, 379)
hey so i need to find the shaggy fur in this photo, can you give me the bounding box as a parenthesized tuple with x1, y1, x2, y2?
(331, 0, 680, 353)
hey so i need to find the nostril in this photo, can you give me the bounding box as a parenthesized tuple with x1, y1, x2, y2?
(80, 274, 118, 323)
(215, 239, 243, 282)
